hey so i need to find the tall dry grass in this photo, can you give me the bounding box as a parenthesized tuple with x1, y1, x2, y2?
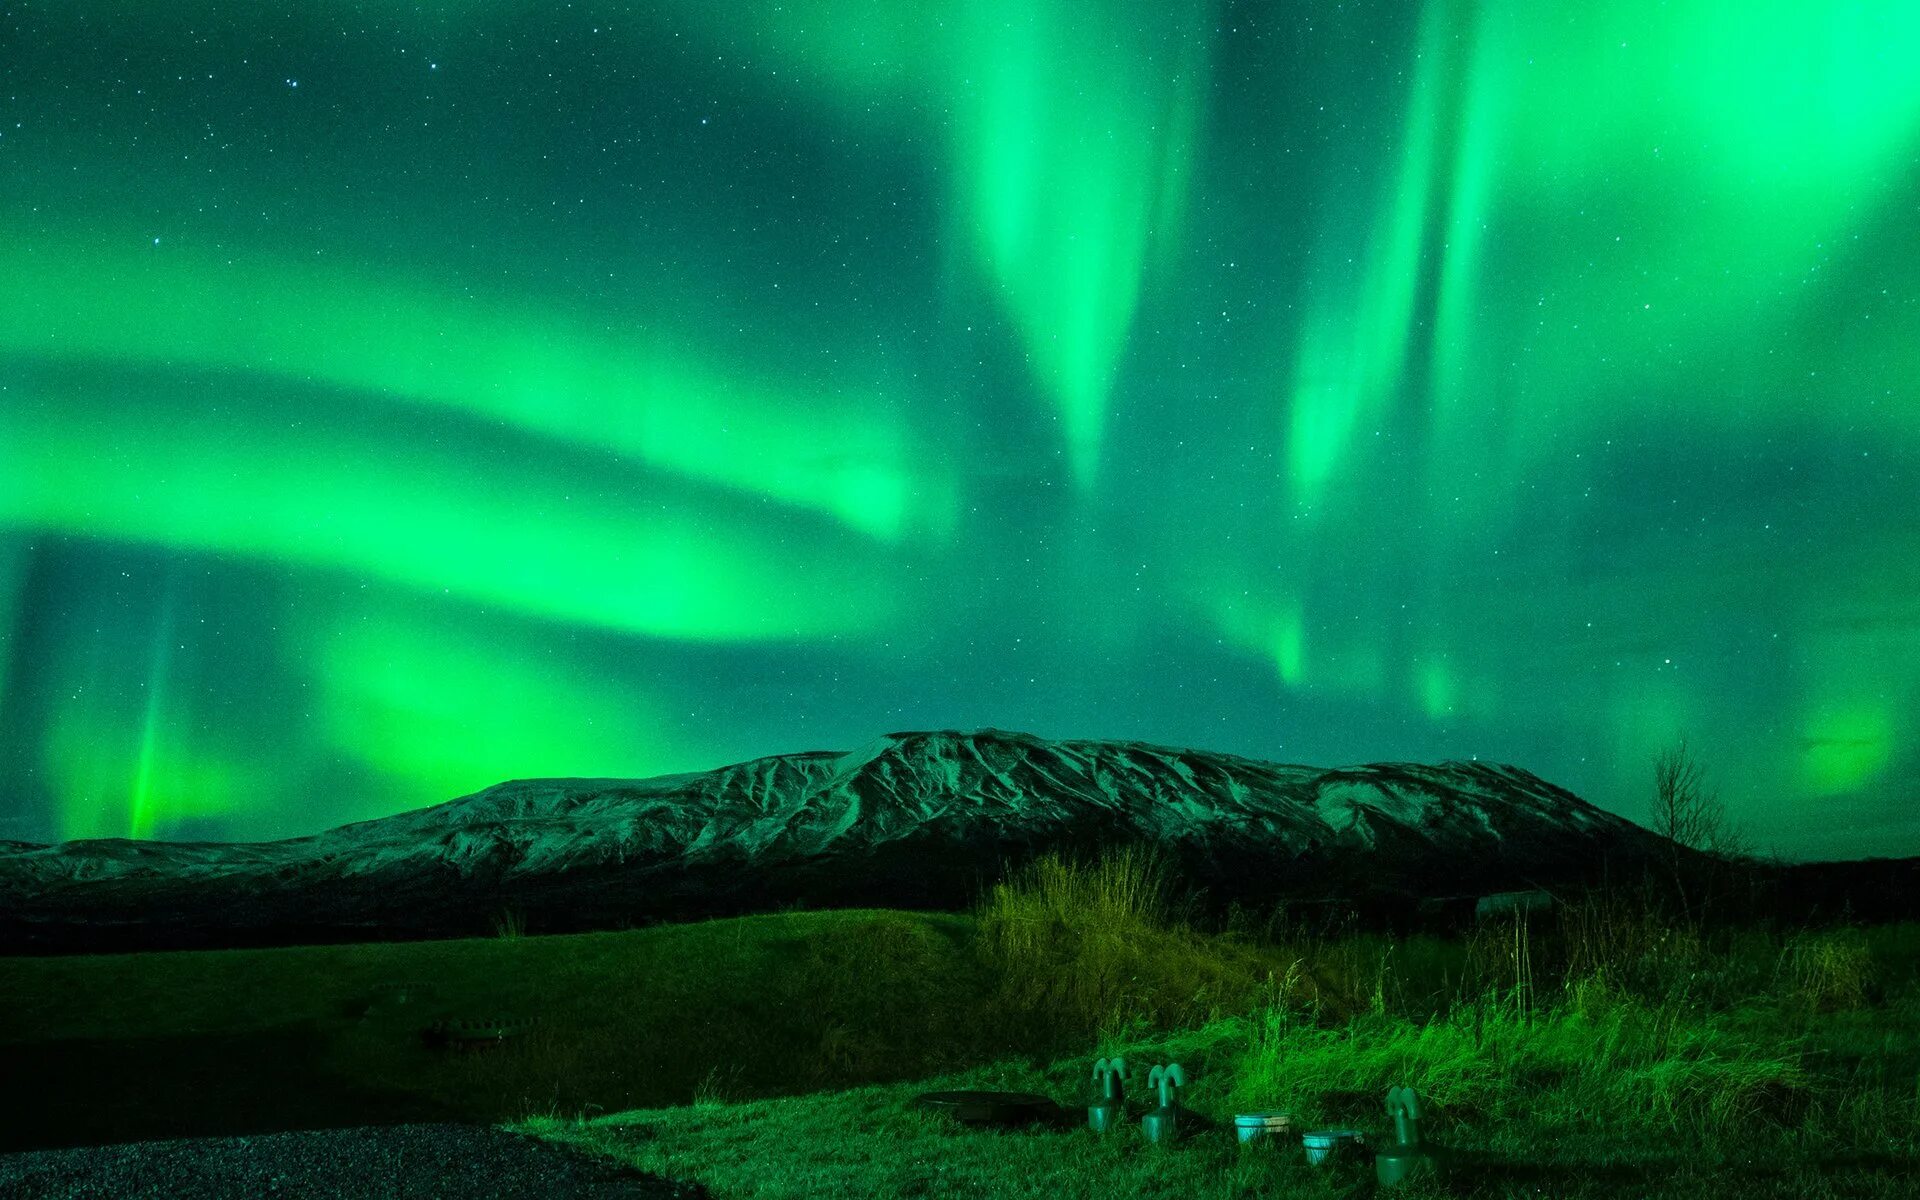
(979, 847, 1912, 1150)
(975, 847, 1277, 1042)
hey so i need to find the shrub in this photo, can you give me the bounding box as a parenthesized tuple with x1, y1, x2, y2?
(980, 846, 1176, 935)
(975, 847, 1273, 1041)
(1778, 927, 1875, 1012)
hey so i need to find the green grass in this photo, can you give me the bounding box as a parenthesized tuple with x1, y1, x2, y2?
(4, 852, 1916, 1196)
(518, 991, 1920, 1199)
(512, 860, 1920, 1199)
(0, 862, 1291, 1147)
(1, 909, 1028, 1130)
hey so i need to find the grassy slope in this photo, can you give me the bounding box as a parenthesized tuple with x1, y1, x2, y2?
(3, 907, 977, 1048)
(519, 861, 1920, 1199)
(5, 855, 1917, 1197)
(0, 868, 1293, 1149)
(521, 958, 1920, 1199)
(0, 908, 1041, 1147)
(522, 998, 1920, 1190)
(522, 1034, 1919, 1200)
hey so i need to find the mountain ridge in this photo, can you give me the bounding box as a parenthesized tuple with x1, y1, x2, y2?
(0, 729, 1666, 950)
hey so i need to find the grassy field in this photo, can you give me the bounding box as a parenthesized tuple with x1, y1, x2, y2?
(518, 857, 1920, 1198)
(0, 907, 1025, 1148)
(3, 853, 1917, 1196)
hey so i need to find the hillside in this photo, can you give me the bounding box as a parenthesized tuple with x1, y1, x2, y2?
(0, 729, 1667, 949)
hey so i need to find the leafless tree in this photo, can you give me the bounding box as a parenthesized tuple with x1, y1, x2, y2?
(1648, 736, 1749, 923)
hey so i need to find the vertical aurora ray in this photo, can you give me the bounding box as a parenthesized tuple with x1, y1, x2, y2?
(1286, 0, 1445, 504)
(17, 548, 260, 842)
(1429, 0, 1920, 434)
(645, 0, 1213, 486)
(0, 540, 25, 737)
(1195, 584, 1308, 690)
(949, 0, 1212, 486)
(125, 569, 182, 840)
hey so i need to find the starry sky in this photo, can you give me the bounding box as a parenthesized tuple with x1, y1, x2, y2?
(1, 1, 1915, 859)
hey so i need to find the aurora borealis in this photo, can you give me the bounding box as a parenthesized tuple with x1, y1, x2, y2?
(1, 1, 1914, 859)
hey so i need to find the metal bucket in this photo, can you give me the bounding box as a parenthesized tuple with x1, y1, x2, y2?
(1302, 1128, 1365, 1166)
(1233, 1112, 1294, 1144)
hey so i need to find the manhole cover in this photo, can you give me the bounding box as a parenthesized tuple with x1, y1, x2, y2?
(914, 1091, 1058, 1127)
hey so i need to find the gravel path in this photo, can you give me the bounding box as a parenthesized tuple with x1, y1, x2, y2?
(0, 1123, 705, 1200)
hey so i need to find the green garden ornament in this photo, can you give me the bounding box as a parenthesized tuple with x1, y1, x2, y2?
(1142, 1063, 1186, 1145)
(1089, 1057, 1128, 1133)
(1374, 1085, 1440, 1186)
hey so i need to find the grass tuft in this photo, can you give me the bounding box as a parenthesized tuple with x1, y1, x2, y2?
(976, 848, 1279, 1043)
(1777, 926, 1876, 1012)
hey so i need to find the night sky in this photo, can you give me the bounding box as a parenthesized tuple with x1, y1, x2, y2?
(1, 1, 1915, 859)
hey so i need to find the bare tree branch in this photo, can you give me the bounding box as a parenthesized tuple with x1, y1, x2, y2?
(1648, 736, 1751, 924)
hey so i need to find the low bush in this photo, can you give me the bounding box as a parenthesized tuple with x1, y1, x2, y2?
(1777, 926, 1875, 1012)
(976, 848, 1281, 1042)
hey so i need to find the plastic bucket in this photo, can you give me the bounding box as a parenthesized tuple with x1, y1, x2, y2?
(1302, 1128, 1365, 1166)
(1233, 1112, 1294, 1144)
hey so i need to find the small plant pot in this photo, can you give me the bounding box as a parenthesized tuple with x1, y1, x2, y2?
(1233, 1112, 1294, 1145)
(1302, 1128, 1366, 1166)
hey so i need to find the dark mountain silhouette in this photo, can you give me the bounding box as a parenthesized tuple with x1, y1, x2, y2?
(0, 729, 1675, 950)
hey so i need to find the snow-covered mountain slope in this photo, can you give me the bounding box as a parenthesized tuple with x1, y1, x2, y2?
(0, 729, 1669, 949)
